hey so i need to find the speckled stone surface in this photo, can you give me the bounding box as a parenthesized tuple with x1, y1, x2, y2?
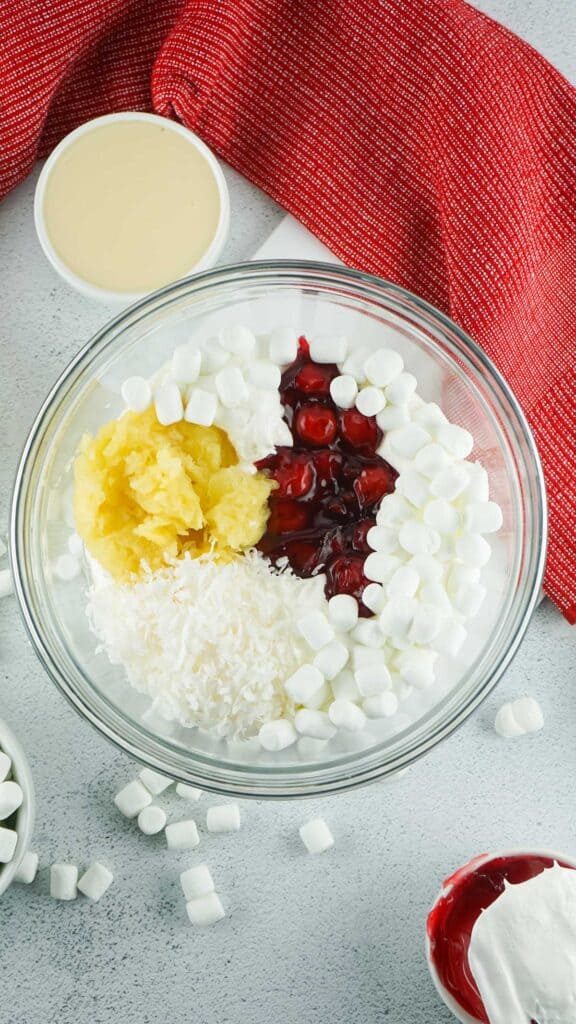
(1, 6, 575, 1022)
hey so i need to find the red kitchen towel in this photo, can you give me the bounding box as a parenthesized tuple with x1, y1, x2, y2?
(1, 0, 575, 620)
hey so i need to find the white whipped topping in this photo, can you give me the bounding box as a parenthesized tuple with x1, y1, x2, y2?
(469, 863, 576, 1024)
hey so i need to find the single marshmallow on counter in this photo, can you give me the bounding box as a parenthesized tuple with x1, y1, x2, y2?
(328, 699, 366, 732)
(15, 850, 39, 884)
(138, 805, 167, 835)
(259, 719, 297, 752)
(313, 641, 349, 680)
(0, 827, 18, 864)
(172, 344, 202, 384)
(297, 611, 336, 651)
(294, 709, 337, 740)
(206, 804, 241, 833)
(310, 334, 348, 364)
(495, 697, 544, 739)
(176, 783, 202, 802)
(184, 387, 218, 427)
(330, 374, 358, 410)
(121, 376, 152, 412)
(154, 382, 184, 426)
(285, 665, 325, 704)
(218, 324, 256, 359)
(299, 818, 334, 855)
(114, 780, 152, 819)
(355, 386, 386, 417)
(50, 863, 78, 900)
(328, 593, 359, 632)
(139, 768, 173, 795)
(187, 892, 225, 926)
(0, 780, 23, 820)
(364, 348, 403, 387)
(166, 820, 200, 850)
(181, 863, 215, 900)
(215, 366, 249, 408)
(363, 692, 399, 718)
(269, 327, 298, 365)
(78, 862, 114, 902)
(245, 361, 281, 390)
(0, 751, 11, 783)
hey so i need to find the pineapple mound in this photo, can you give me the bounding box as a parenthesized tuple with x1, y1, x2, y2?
(73, 406, 274, 581)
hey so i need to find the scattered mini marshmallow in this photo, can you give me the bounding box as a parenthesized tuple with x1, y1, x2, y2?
(139, 768, 173, 795)
(387, 423, 431, 459)
(364, 348, 403, 387)
(114, 780, 152, 819)
(166, 820, 200, 850)
(362, 583, 385, 614)
(297, 611, 335, 651)
(328, 699, 367, 732)
(304, 682, 331, 710)
(181, 863, 215, 900)
(245, 361, 281, 390)
(376, 404, 410, 430)
(414, 443, 452, 478)
(184, 387, 218, 427)
(313, 641, 349, 680)
(387, 566, 419, 599)
(0, 751, 11, 783)
(397, 648, 437, 690)
(299, 818, 334, 855)
(423, 499, 460, 535)
(409, 603, 443, 644)
(175, 783, 202, 802)
(171, 344, 202, 384)
(437, 423, 473, 459)
(396, 470, 431, 509)
(341, 345, 371, 381)
(363, 692, 399, 718)
(53, 555, 80, 581)
(138, 805, 167, 835)
(455, 533, 491, 567)
(77, 862, 114, 902)
(355, 663, 392, 697)
(430, 463, 469, 501)
(294, 709, 337, 740)
(154, 381, 184, 426)
(310, 334, 347, 364)
(353, 619, 385, 649)
(199, 340, 229, 373)
(14, 850, 39, 884)
(463, 501, 503, 534)
(412, 401, 448, 433)
(379, 597, 417, 642)
(0, 781, 23, 820)
(355, 385, 386, 417)
(495, 697, 544, 739)
(376, 493, 412, 525)
(327, 593, 359, 632)
(186, 892, 225, 926)
(366, 526, 398, 553)
(269, 327, 298, 365)
(385, 372, 417, 405)
(399, 521, 441, 556)
(259, 719, 297, 752)
(364, 551, 402, 583)
(50, 863, 78, 900)
(215, 366, 249, 408)
(121, 376, 152, 412)
(218, 324, 256, 359)
(331, 671, 361, 702)
(0, 827, 18, 864)
(206, 804, 241, 833)
(285, 665, 325, 704)
(330, 374, 358, 409)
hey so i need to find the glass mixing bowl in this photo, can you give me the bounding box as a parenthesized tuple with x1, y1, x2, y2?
(10, 261, 546, 797)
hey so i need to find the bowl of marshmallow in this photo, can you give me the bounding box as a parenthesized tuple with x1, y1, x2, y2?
(0, 717, 35, 896)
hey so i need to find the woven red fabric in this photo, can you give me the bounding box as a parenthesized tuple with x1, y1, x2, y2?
(1, 0, 574, 620)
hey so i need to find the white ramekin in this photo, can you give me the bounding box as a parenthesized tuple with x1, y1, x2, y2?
(0, 718, 35, 897)
(34, 112, 230, 304)
(425, 847, 576, 1023)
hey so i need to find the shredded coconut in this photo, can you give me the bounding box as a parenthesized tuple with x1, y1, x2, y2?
(87, 551, 328, 738)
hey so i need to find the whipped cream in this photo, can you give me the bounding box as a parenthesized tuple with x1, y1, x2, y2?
(468, 863, 576, 1024)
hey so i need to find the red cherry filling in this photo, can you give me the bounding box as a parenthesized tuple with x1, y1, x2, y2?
(257, 338, 397, 611)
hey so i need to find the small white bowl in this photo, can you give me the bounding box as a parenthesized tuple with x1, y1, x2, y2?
(425, 847, 576, 1023)
(0, 718, 35, 897)
(34, 112, 230, 304)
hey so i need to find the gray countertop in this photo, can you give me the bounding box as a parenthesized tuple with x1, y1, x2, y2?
(1, 4, 574, 1022)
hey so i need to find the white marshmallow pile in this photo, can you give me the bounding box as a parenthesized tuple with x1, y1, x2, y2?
(494, 697, 544, 739)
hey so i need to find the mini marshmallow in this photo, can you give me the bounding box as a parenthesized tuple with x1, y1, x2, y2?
(304, 682, 331, 710)
(355, 663, 392, 697)
(215, 366, 249, 408)
(50, 863, 78, 900)
(419, 581, 452, 611)
(171, 344, 202, 384)
(362, 583, 385, 613)
(364, 552, 402, 583)
(363, 692, 399, 718)
(495, 698, 544, 739)
(328, 593, 359, 632)
(299, 818, 334, 855)
(187, 892, 225, 926)
(53, 555, 80, 581)
(294, 709, 337, 740)
(166, 820, 200, 850)
(272, 420, 294, 447)
(121, 376, 152, 412)
(15, 850, 39, 884)
(407, 554, 444, 582)
(455, 533, 491, 567)
(218, 324, 256, 358)
(412, 402, 448, 433)
(397, 648, 437, 689)
(310, 334, 348, 364)
(206, 804, 241, 833)
(379, 597, 417, 640)
(463, 501, 503, 534)
(328, 699, 367, 732)
(341, 346, 372, 381)
(285, 665, 325, 704)
(139, 769, 173, 795)
(433, 618, 467, 656)
(465, 462, 490, 502)
(181, 864, 215, 900)
(388, 423, 431, 460)
(447, 564, 481, 593)
(399, 521, 441, 556)
(430, 464, 469, 501)
(355, 386, 386, 417)
(269, 327, 298, 365)
(0, 827, 17, 864)
(376, 493, 412, 526)
(409, 603, 443, 644)
(331, 671, 361, 702)
(414, 443, 452, 478)
(366, 526, 398, 553)
(423, 499, 460, 535)
(352, 645, 383, 669)
(330, 374, 358, 409)
(314, 641, 349, 680)
(245, 361, 281, 390)
(376, 404, 410, 430)
(176, 783, 202, 802)
(114, 780, 152, 819)
(200, 340, 229, 373)
(0, 781, 23, 820)
(396, 470, 431, 509)
(259, 719, 297, 752)
(297, 611, 335, 651)
(78, 862, 114, 902)
(453, 582, 487, 618)
(0, 752, 11, 783)
(437, 423, 473, 459)
(67, 532, 84, 557)
(364, 348, 403, 387)
(184, 387, 218, 427)
(138, 805, 167, 835)
(384, 372, 417, 405)
(387, 566, 419, 599)
(353, 619, 386, 648)
(154, 381, 183, 426)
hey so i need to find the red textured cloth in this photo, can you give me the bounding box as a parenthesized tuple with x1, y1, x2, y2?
(1, 0, 575, 620)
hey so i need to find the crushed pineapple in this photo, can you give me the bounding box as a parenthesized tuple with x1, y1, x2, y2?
(73, 406, 274, 580)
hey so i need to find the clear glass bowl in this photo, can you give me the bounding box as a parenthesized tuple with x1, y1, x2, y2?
(10, 261, 546, 797)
